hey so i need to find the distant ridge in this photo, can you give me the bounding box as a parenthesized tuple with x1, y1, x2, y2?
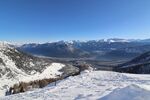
(19, 38, 150, 60)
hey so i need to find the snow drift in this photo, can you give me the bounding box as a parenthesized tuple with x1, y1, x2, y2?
(100, 84, 150, 100)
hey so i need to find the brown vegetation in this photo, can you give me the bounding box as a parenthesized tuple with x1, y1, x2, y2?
(8, 78, 61, 95)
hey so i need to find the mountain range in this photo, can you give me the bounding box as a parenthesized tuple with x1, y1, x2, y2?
(19, 38, 150, 61)
(0, 38, 150, 96)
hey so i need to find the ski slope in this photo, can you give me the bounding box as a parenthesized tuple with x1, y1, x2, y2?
(0, 70, 150, 100)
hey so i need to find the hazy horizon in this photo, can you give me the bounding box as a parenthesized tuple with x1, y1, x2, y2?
(1, 38, 149, 45)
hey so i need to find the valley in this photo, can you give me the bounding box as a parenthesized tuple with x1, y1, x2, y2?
(0, 39, 150, 99)
(1, 0, 150, 99)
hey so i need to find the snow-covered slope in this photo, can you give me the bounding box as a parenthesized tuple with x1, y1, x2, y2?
(1, 71, 150, 100)
(0, 42, 79, 96)
(101, 84, 150, 100)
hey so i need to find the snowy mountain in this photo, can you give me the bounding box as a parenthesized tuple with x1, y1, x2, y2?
(19, 39, 150, 60)
(20, 41, 90, 58)
(139, 39, 150, 43)
(106, 38, 132, 43)
(0, 70, 150, 100)
(0, 42, 79, 96)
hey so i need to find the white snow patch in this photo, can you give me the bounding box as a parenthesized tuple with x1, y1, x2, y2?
(0, 63, 65, 96)
(21, 63, 65, 82)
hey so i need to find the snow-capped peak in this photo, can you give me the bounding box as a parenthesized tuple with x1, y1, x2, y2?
(0, 41, 10, 47)
(0, 41, 15, 51)
(107, 38, 131, 43)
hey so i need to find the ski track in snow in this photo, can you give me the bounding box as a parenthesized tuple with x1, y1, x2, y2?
(0, 71, 150, 100)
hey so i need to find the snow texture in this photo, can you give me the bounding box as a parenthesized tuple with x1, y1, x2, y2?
(0, 42, 66, 96)
(0, 71, 150, 100)
(100, 84, 150, 100)
(0, 63, 64, 96)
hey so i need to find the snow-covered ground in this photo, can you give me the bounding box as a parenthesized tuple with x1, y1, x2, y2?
(0, 70, 150, 100)
(0, 63, 65, 96)
(101, 84, 150, 100)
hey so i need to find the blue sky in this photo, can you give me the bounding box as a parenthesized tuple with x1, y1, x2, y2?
(0, 0, 150, 43)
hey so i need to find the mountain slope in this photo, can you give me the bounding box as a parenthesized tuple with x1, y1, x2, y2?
(20, 41, 90, 58)
(116, 51, 150, 74)
(0, 71, 150, 100)
(0, 42, 79, 96)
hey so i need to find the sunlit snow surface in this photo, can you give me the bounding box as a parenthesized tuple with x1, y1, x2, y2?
(0, 63, 64, 96)
(101, 84, 150, 100)
(0, 71, 150, 100)
(0, 42, 66, 96)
